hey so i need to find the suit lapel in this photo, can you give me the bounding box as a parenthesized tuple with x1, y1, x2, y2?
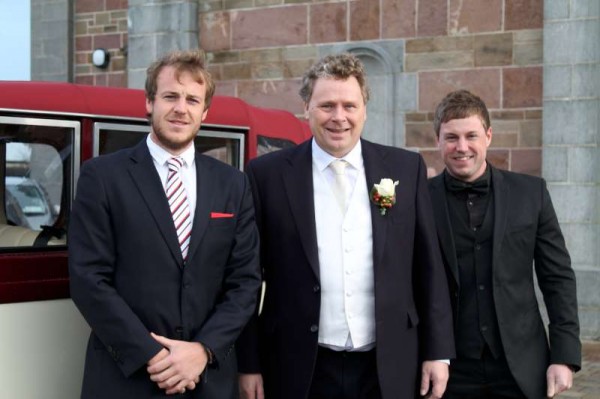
(491, 166, 509, 267)
(128, 141, 183, 265)
(361, 140, 389, 268)
(429, 174, 460, 284)
(282, 140, 320, 280)
(186, 154, 215, 263)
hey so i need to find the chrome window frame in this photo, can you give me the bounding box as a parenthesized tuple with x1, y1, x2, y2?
(93, 122, 246, 170)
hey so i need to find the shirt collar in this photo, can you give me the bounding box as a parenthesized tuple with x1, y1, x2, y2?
(311, 138, 363, 172)
(146, 134, 196, 168)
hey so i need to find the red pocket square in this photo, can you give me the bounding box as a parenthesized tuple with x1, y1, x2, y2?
(211, 212, 234, 218)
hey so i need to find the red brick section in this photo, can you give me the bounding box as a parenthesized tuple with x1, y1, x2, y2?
(310, 2, 347, 44)
(406, 122, 437, 148)
(75, 0, 104, 13)
(94, 34, 121, 50)
(74, 0, 128, 87)
(417, 0, 447, 37)
(199, 12, 231, 52)
(106, 0, 127, 9)
(231, 6, 307, 49)
(511, 148, 541, 176)
(237, 79, 304, 115)
(505, 0, 543, 30)
(503, 67, 542, 108)
(74, 75, 93, 85)
(382, 0, 416, 38)
(419, 69, 502, 111)
(350, 0, 380, 41)
(449, 0, 502, 34)
(420, 150, 445, 178)
(487, 149, 509, 170)
(75, 36, 92, 52)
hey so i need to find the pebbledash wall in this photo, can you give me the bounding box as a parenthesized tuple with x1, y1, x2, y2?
(30, 0, 598, 339)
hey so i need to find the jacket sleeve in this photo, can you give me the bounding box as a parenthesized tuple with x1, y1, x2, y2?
(413, 155, 456, 361)
(68, 160, 163, 377)
(534, 179, 581, 370)
(235, 161, 264, 373)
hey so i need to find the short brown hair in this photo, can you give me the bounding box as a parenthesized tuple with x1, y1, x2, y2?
(299, 53, 370, 104)
(433, 90, 491, 137)
(145, 49, 215, 110)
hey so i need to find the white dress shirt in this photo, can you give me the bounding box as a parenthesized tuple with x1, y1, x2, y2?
(146, 134, 197, 224)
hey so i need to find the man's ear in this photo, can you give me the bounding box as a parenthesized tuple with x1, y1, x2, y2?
(145, 98, 153, 116)
(485, 127, 493, 147)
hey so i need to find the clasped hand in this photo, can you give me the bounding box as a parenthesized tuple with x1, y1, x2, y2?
(147, 332, 208, 395)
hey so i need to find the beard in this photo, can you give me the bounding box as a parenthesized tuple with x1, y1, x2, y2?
(149, 114, 198, 154)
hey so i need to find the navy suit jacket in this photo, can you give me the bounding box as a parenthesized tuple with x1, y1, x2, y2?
(69, 141, 261, 398)
(429, 165, 581, 399)
(237, 139, 455, 399)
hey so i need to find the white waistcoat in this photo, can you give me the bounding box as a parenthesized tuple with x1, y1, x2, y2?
(314, 166, 375, 349)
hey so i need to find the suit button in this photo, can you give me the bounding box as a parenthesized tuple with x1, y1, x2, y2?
(310, 324, 318, 333)
(175, 326, 184, 334)
(313, 285, 320, 292)
(479, 285, 485, 291)
(481, 325, 488, 332)
(475, 244, 481, 250)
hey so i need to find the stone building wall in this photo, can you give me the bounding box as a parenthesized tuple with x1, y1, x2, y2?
(31, 0, 72, 82)
(198, 0, 545, 176)
(64, 0, 598, 338)
(542, 0, 599, 340)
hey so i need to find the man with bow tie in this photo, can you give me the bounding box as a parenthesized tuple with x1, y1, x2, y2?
(428, 90, 581, 399)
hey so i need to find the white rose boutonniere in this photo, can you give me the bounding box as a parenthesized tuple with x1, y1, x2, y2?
(370, 178, 399, 215)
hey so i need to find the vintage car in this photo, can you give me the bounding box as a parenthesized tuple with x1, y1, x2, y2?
(0, 81, 310, 398)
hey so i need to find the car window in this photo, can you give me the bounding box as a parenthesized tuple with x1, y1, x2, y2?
(0, 117, 75, 248)
(94, 122, 245, 170)
(257, 135, 297, 157)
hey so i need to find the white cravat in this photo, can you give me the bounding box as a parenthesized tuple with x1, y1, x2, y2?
(329, 159, 349, 212)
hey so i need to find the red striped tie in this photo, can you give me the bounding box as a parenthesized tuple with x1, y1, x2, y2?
(166, 157, 192, 261)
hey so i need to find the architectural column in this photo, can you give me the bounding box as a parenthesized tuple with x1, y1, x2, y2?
(30, 0, 72, 81)
(543, 0, 600, 339)
(128, 0, 199, 89)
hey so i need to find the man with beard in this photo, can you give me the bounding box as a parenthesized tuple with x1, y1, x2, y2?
(69, 50, 261, 398)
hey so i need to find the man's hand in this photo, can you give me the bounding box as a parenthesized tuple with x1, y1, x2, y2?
(147, 332, 207, 395)
(239, 373, 264, 399)
(420, 360, 449, 398)
(547, 364, 573, 398)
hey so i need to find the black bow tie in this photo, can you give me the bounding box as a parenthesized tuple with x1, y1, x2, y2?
(447, 178, 489, 196)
